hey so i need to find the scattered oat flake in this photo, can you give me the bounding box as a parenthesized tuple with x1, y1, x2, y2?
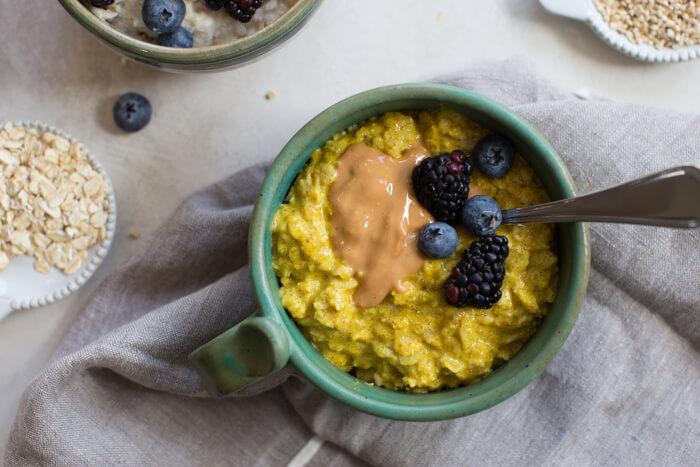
(129, 229, 140, 239)
(0, 123, 110, 275)
(265, 92, 276, 100)
(436, 12, 442, 22)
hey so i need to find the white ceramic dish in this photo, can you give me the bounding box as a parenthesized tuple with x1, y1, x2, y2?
(0, 122, 117, 320)
(540, 0, 700, 63)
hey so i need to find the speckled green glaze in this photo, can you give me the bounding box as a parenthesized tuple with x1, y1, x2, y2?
(57, 0, 322, 72)
(193, 84, 591, 421)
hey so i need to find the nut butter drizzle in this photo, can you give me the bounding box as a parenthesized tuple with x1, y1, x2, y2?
(330, 142, 434, 308)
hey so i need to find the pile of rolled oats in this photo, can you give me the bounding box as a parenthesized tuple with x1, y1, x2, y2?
(593, 0, 700, 49)
(0, 123, 111, 275)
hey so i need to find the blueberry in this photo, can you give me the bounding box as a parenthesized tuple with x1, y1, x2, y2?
(418, 222, 459, 259)
(459, 195, 502, 236)
(472, 135, 515, 178)
(113, 93, 151, 133)
(158, 26, 193, 48)
(142, 0, 186, 34)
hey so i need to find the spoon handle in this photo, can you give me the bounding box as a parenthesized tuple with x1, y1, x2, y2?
(501, 166, 700, 228)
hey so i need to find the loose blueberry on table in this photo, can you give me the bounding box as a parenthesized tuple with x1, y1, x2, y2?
(412, 150, 472, 225)
(113, 92, 152, 132)
(444, 235, 509, 309)
(204, 0, 264, 23)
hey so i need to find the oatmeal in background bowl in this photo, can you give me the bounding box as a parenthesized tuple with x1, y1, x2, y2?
(85, 0, 298, 47)
(59, 0, 320, 71)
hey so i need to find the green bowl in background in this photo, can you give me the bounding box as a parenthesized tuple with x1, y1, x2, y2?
(190, 84, 591, 421)
(57, 0, 322, 72)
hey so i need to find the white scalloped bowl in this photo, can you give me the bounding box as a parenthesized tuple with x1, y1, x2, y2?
(539, 0, 700, 63)
(0, 122, 117, 320)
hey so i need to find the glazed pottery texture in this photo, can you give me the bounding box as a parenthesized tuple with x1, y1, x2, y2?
(57, 0, 322, 72)
(191, 84, 591, 420)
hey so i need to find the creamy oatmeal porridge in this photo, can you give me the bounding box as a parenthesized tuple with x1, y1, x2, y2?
(85, 0, 298, 47)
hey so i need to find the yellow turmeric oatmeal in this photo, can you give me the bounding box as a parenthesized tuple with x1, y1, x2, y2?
(271, 109, 558, 392)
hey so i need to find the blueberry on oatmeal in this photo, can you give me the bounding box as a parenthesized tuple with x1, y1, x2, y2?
(459, 195, 502, 236)
(142, 0, 186, 34)
(158, 26, 194, 48)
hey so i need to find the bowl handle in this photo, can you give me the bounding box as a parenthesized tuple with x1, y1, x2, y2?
(189, 316, 290, 396)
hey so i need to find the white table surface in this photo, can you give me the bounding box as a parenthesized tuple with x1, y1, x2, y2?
(2, 0, 699, 456)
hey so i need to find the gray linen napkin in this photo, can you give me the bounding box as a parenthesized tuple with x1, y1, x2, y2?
(5, 58, 699, 467)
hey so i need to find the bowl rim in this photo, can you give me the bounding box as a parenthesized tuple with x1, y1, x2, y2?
(250, 83, 591, 421)
(57, 0, 322, 65)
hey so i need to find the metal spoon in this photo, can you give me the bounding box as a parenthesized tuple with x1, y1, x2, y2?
(501, 166, 700, 228)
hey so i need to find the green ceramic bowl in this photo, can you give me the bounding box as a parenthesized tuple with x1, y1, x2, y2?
(190, 84, 591, 421)
(57, 0, 322, 72)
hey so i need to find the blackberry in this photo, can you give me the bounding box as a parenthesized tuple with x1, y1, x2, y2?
(204, 0, 229, 9)
(225, 0, 263, 23)
(443, 234, 509, 309)
(412, 150, 472, 225)
(89, 0, 114, 7)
